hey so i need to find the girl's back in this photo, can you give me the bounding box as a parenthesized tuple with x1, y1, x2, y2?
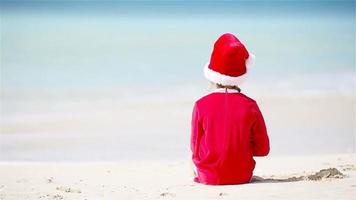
(192, 90, 269, 185)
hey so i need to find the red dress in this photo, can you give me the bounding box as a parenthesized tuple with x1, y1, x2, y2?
(191, 89, 270, 185)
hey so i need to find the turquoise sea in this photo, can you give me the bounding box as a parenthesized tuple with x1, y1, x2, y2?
(1, 1, 355, 90)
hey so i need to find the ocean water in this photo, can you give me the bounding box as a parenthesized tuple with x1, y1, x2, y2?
(0, 1, 355, 161)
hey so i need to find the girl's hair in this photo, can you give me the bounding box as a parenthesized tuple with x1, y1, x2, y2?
(213, 83, 241, 92)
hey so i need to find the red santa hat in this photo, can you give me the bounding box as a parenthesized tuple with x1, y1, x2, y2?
(204, 33, 255, 86)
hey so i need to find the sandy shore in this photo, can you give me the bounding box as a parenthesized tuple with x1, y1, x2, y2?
(0, 154, 355, 200)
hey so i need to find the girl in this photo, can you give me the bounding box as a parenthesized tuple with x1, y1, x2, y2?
(191, 33, 270, 185)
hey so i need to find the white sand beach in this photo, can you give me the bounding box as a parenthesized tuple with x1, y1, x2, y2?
(1, 92, 355, 199)
(0, 154, 355, 200)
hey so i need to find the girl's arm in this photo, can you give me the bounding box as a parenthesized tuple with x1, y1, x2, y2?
(251, 103, 270, 156)
(191, 103, 204, 162)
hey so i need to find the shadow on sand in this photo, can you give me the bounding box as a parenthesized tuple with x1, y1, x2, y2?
(251, 168, 345, 183)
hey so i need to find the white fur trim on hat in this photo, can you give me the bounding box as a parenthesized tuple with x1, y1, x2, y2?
(204, 53, 255, 86)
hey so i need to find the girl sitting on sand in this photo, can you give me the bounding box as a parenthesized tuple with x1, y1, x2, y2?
(191, 33, 270, 185)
